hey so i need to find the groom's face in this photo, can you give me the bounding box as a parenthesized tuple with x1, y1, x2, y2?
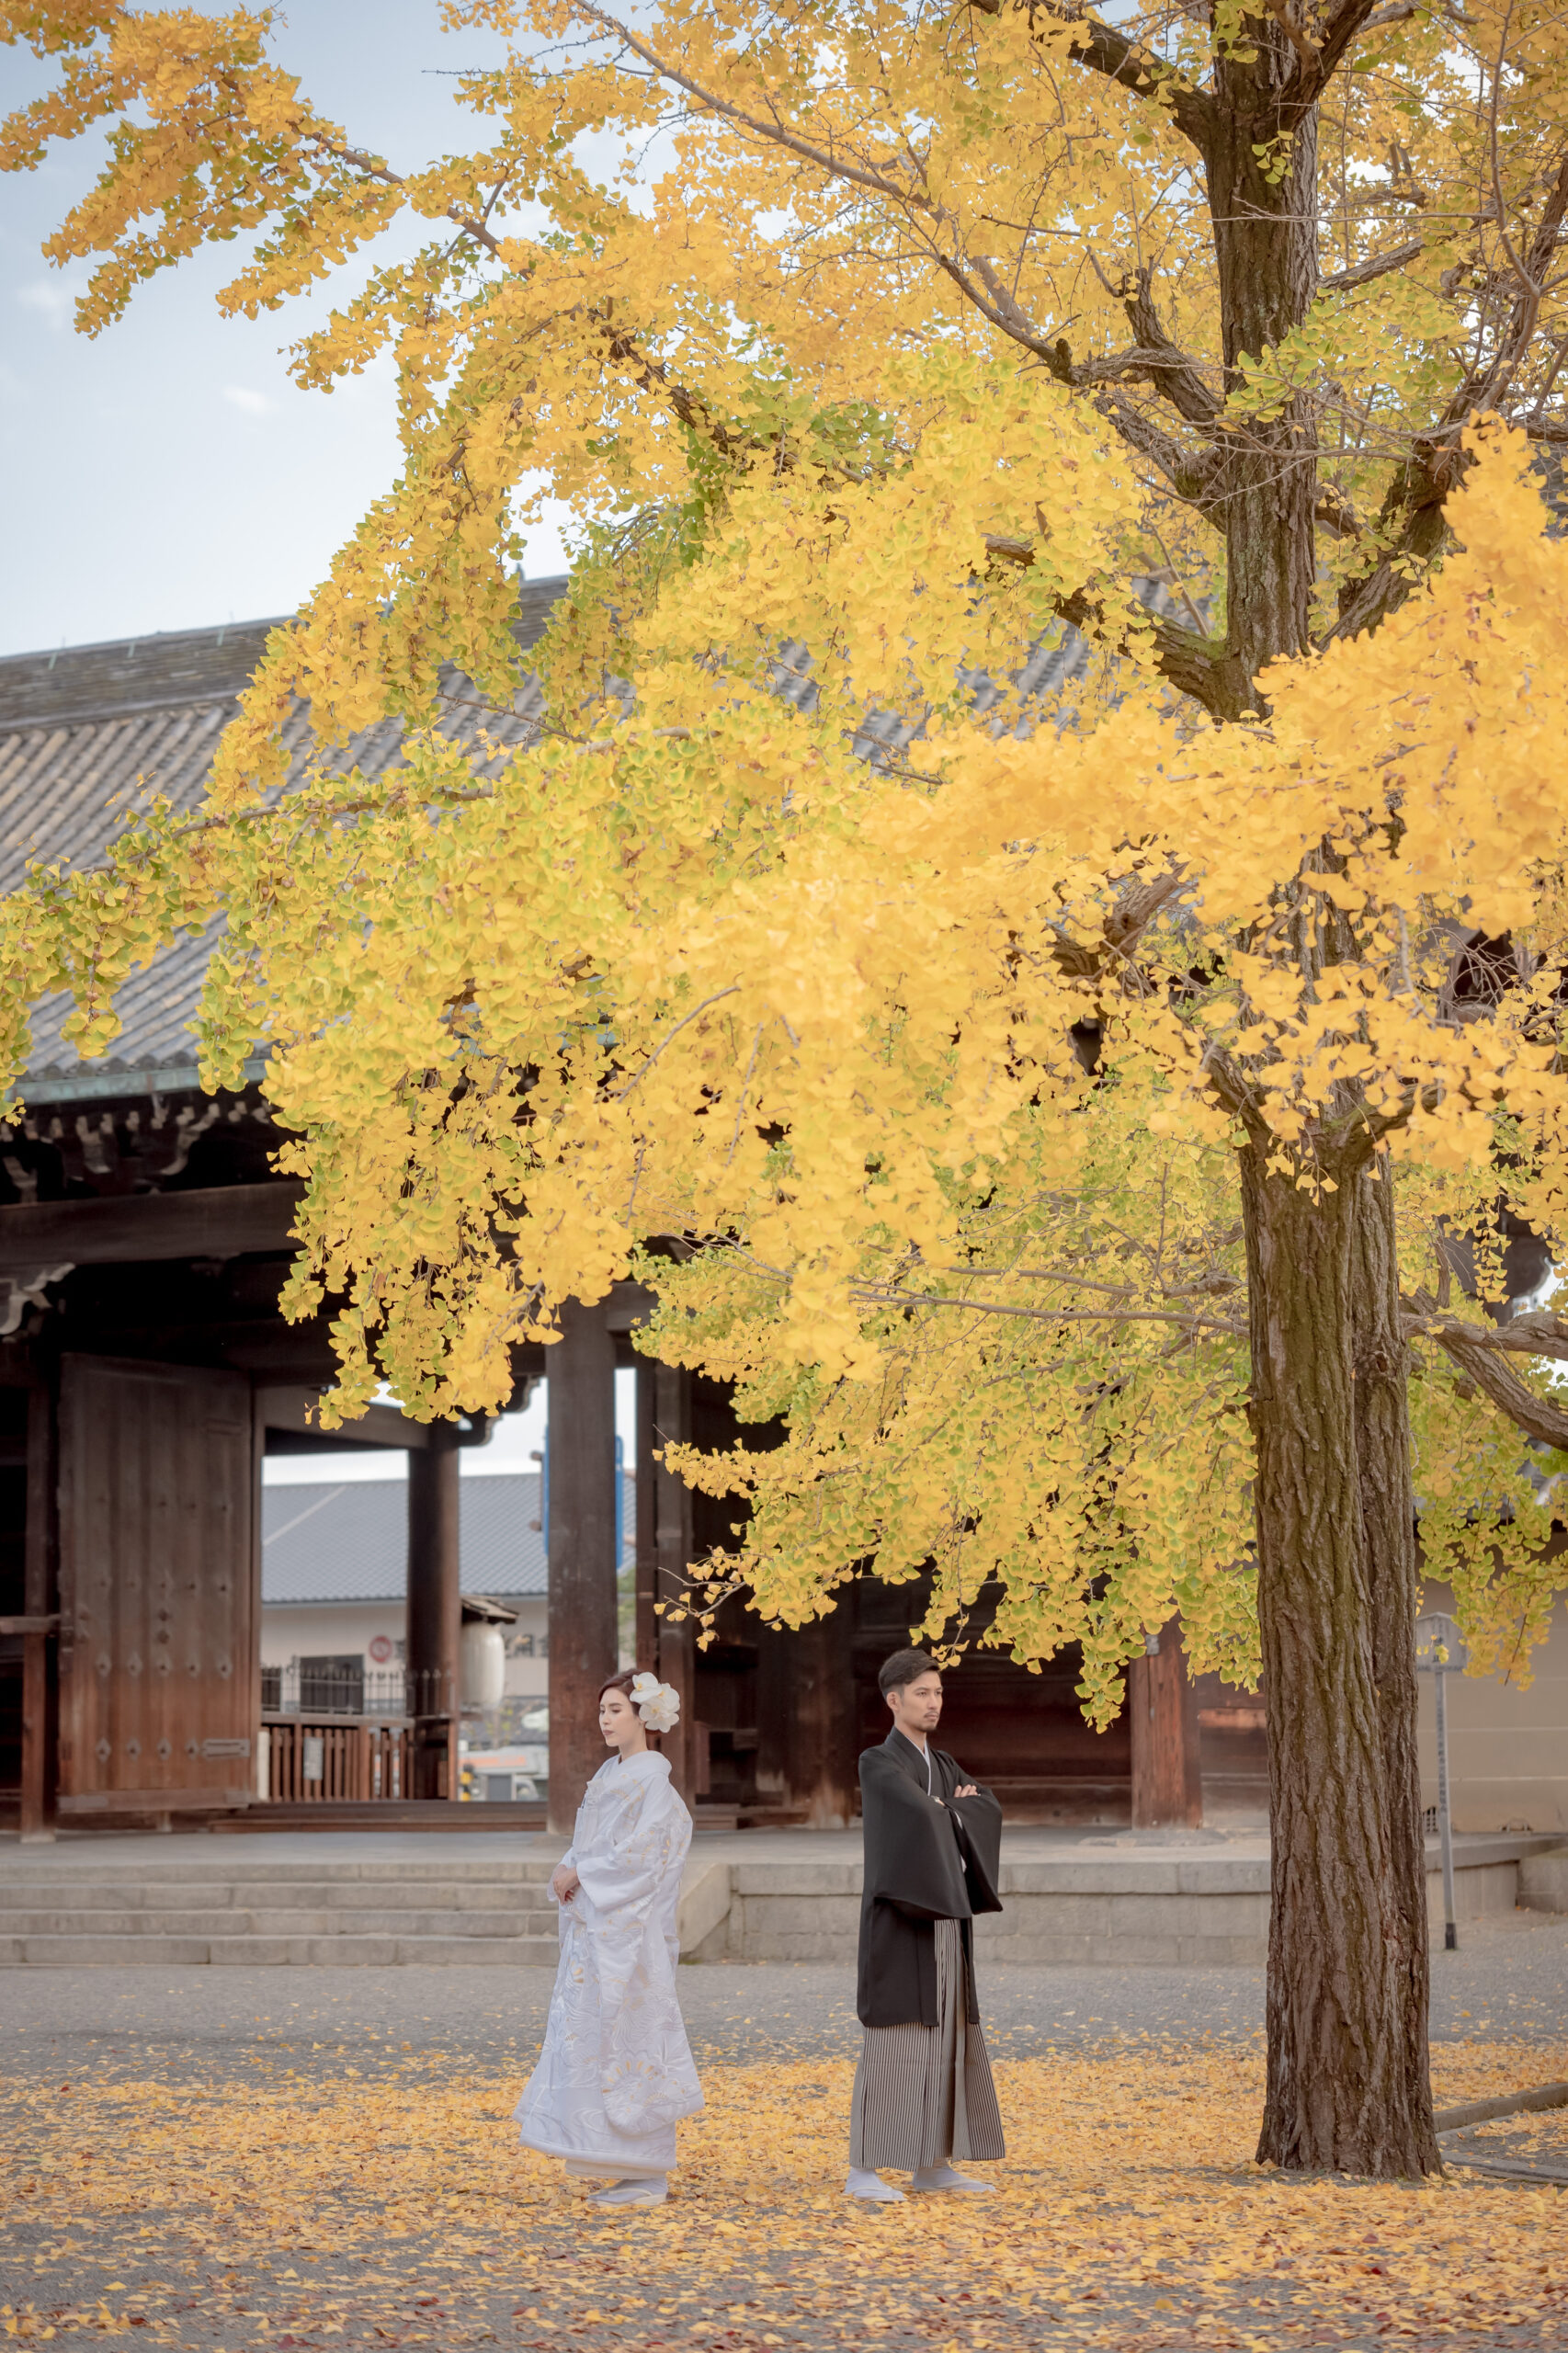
(889, 1670, 944, 1734)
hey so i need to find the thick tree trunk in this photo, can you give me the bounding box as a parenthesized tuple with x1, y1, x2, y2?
(1200, 30, 1436, 2173)
(1349, 1157, 1437, 2162)
(1243, 1144, 1438, 2174)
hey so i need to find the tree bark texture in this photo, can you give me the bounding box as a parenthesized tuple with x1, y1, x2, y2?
(1349, 1158, 1438, 2166)
(1243, 1147, 1438, 2174)
(1208, 44, 1320, 687)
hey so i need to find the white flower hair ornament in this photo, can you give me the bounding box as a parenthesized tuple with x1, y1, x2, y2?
(630, 1672, 681, 1733)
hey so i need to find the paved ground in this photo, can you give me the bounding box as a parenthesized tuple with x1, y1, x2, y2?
(5, 1917, 1568, 2350)
(5, 1911, 1568, 2082)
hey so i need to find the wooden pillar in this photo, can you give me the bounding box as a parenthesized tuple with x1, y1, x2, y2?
(756, 1606, 857, 1824)
(634, 1361, 658, 1676)
(18, 1378, 55, 1843)
(547, 1300, 619, 1835)
(1130, 1612, 1203, 1829)
(406, 1420, 461, 1800)
(651, 1360, 701, 1805)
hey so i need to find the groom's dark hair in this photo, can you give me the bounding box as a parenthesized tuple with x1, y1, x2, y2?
(878, 1647, 938, 1697)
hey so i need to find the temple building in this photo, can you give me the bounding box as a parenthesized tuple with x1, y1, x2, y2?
(0, 595, 1292, 1843)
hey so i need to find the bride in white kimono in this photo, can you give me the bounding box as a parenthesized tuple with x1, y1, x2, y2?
(514, 1669, 702, 2209)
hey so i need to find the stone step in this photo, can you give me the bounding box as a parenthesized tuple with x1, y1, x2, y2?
(0, 1881, 557, 1913)
(0, 1860, 558, 1886)
(0, 1932, 560, 1966)
(0, 1906, 547, 1938)
(0, 1859, 561, 1888)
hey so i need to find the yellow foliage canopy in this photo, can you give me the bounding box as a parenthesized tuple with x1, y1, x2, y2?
(6, 0, 1568, 1722)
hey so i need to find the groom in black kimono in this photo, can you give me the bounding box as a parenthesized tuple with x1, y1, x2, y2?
(846, 1648, 1006, 2203)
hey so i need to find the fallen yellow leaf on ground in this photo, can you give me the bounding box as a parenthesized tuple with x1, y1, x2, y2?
(3, 2043, 1564, 2348)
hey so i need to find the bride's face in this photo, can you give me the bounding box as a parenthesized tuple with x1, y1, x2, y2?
(598, 1688, 647, 1754)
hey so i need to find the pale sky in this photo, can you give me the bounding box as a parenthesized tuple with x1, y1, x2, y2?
(2, 1, 571, 656)
(5, 7, 631, 1472)
(261, 1366, 638, 1485)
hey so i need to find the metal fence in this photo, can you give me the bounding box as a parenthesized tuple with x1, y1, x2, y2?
(260, 1659, 449, 1719)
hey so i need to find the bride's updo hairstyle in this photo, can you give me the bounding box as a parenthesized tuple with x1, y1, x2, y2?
(598, 1667, 662, 1746)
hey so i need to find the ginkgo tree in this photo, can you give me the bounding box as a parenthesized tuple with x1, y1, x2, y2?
(7, 0, 1568, 2177)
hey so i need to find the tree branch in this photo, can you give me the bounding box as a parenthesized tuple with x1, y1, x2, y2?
(1405, 1306, 1568, 1447)
(851, 1284, 1244, 1336)
(608, 987, 741, 1100)
(937, 251, 1079, 374)
(571, 4, 916, 210)
(968, 0, 1215, 153)
(1319, 469, 1450, 645)
(1319, 236, 1425, 295)
(1314, 484, 1364, 539)
(1119, 268, 1219, 425)
(1292, 0, 1393, 108)
(1149, 617, 1259, 718)
(1330, 143, 1568, 631)
(305, 135, 506, 260)
(998, 560, 1258, 721)
(1096, 391, 1226, 517)
(1403, 1293, 1568, 1365)
(1044, 866, 1189, 983)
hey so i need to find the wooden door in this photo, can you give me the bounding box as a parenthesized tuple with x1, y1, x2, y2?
(58, 1356, 256, 1816)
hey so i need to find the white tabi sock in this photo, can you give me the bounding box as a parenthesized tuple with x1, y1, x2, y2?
(588, 2174, 667, 2207)
(846, 2167, 904, 2202)
(910, 2164, 995, 2195)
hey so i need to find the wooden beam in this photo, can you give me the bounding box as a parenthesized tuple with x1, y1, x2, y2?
(1130, 1613, 1203, 1829)
(406, 1421, 461, 1799)
(0, 1180, 305, 1269)
(58, 1785, 251, 1814)
(256, 1386, 439, 1450)
(602, 1279, 655, 1335)
(546, 1299, 620, 1834)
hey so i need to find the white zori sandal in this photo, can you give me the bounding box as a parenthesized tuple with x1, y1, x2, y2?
(846, 2167, 904, 2202)
(588, 2174, 668, 2208)
(910, 2164, 994, 2195)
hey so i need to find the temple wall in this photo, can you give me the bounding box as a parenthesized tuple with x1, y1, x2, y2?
(1418, 1583, 1568, 1835)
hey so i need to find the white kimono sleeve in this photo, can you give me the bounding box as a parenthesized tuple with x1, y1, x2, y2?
(573, 1774, 699, 2135)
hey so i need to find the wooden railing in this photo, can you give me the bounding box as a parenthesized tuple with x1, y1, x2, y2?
(263, 1716, 414, 1802)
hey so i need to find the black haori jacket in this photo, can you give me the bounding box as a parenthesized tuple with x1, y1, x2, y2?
(856, 1729, 1005, 2029)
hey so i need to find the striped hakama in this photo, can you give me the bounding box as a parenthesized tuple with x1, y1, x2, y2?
(849, 1917, 1006, 2170)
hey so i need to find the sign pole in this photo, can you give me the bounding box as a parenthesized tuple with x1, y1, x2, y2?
(1434, 1654, 1457, 1951)
(1416, 1610, 1467, 1957)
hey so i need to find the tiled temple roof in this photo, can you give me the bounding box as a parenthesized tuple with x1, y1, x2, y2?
(260, 1468, 635, 1603)
(0, 582, 568, 1097)
(0, 571, 1145, 1103)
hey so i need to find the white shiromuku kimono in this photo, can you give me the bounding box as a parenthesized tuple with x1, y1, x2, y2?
(514, 1748, 703, 2179)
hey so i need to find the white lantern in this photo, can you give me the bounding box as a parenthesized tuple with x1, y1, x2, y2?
(460, 1620, 506, 1711)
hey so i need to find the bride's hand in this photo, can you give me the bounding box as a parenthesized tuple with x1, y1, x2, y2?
(551, 1864, 581, 1904)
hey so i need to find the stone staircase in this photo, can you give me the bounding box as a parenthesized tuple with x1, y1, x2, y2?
(0, 1853, 565, 1965)
(6, 1829, 1562, 1968)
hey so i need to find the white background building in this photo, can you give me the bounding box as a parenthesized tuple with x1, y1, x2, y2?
(261, 1472, 551, 1699)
